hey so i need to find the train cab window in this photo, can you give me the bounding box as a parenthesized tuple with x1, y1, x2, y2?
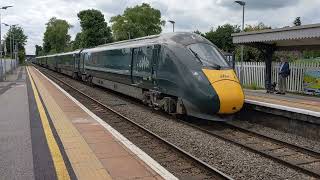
(188, 43, 230, 69)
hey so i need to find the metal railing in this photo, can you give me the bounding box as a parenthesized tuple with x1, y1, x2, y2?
(234, 61, 320, 93)
(0, 59, 18, 81)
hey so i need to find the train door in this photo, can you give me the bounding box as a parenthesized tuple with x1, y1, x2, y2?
(73, 54, 76, 71)
(73, 53, 80, 72)
(55, 56, 58, 70)
(131, 48, 138, 84)
(79, 52, 87, 74)
(151, 45, 161, 88)
(131, 46, 153, 88)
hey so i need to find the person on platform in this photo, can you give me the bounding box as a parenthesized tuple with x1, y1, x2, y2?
(277, 57, 290, 95)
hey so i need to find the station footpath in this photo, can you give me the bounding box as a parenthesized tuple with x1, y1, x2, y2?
(0, 66, 177, 180)
(245, 89, 320, 118)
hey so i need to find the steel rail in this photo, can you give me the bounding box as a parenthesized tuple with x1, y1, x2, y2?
(36, 65, 234, 180)
(224, 122, 320, 158)
(35, 64, 320, 179)
(180, 120, 320, 179)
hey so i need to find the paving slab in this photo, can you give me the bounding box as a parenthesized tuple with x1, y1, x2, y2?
(0, 67, 35, 180)
(28, 66, 176, 180)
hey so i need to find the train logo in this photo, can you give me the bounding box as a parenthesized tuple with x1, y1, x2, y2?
(220, 74, 230, 79)
(137, 56, 150, 70)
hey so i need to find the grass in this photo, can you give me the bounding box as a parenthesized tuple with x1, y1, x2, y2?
(294, 58, 320, 63)
(243, 83, 262, 90)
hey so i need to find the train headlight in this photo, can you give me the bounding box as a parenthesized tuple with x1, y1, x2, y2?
(192, 71, 204, 81)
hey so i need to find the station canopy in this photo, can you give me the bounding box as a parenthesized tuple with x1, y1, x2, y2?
(232, 23, 320, 51)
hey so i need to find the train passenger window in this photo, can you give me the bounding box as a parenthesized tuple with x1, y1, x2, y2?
(84, 52, 93, 67)
(188, 43, 230, 69)
(91, 53, 99, 66)
(84, 53, 90, 62)
(99, 49, 131, 72)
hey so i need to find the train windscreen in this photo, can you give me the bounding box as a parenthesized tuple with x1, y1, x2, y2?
(188, 43, 230, 69)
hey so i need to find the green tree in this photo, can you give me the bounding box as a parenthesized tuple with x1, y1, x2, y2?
(72, 32, 83, 50)
(303, 50, 320, 59)
(18, 46, 26, 62)
(244, 22, 271, 31)
(193, 30, 205, 37)
(4, 25, 28, 62)
(293, 17, 301, 26)
(35, 45, 43, 56)
(204, 24, 240, 53)
(43, 17, 72, 54)
(110, 3, 165, 41)
(77, 9, 112, 48)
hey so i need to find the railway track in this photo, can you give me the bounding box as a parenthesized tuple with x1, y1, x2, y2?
(182, 120, 320, 179)
(35, 65, 320, 179)
(35, 66, 233, 180)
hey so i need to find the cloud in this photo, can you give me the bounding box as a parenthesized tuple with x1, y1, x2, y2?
(217, 0, 300, 10)
(96, 0, 129, 15)
(1, 0, 319, 55)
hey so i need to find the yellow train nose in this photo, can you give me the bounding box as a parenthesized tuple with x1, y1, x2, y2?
(202, 69, 245, 114)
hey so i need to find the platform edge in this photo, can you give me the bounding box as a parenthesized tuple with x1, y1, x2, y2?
(33, 67, 178, 180)
(245, 99, 320, 118)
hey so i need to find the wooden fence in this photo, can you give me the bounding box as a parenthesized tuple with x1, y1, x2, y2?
(235, 62, 320, 93)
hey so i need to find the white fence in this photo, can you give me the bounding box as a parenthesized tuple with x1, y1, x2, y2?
(235, 62, 320, 93)
(0, 59, 18, 81)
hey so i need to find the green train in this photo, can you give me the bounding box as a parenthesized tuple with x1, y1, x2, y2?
(34, 32, 244, 121)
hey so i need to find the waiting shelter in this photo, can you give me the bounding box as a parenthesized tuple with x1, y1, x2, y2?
(232, 23, 320, 91)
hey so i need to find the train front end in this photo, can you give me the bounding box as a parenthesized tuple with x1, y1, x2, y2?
(185, 40, 244, 119)
(202, 69, 244, 114)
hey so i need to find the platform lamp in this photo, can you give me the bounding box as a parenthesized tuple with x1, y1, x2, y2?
(2, 23, 17, 59)
(235, 1, 246, 84)
(0, 6, 13, 54)
(0, 5, 13, 80)
(168, 20, 175, 32)
(3, 23, 17, 71)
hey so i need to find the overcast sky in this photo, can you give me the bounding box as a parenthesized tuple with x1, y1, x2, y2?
(1, 0, 320, 55)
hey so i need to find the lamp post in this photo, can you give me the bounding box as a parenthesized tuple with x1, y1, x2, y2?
(168, 20, 175, 32)
(3, 23, 17, 71)
(2, 23, 17, 59)
(0, 5, 13, 80)
(235, 1, 245, 84)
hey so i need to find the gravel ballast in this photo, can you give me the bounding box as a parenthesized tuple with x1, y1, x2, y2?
(40, 67, 315, 180)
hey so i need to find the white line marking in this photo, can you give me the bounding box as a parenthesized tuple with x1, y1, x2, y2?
(34, 68, 178, 180)
(245, 99, 320, 118)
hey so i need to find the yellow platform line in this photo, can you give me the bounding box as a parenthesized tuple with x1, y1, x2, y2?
(28, 67, 112, 180)
(27, 67, 71, 180)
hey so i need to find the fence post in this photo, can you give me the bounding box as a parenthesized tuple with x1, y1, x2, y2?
(0, 59, 2, 81)
(232, 52, 236, 70)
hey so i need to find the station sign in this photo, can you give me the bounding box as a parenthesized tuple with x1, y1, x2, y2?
(303, 69, 320, 96)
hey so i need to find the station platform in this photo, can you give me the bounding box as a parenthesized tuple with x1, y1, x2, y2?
(0, 66, 176, 180)
(244, 89, 320, 123)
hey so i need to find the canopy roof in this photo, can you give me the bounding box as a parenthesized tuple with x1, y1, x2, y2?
(232, 23, 320, 50)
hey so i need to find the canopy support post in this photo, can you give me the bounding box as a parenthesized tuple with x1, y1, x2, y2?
(264, 46, 275, 92)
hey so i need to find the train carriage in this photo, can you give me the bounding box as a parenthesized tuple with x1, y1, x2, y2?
(35, 32, 244, 121)
(47, 55, 57, 71)
(56, 51, 81, 77)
